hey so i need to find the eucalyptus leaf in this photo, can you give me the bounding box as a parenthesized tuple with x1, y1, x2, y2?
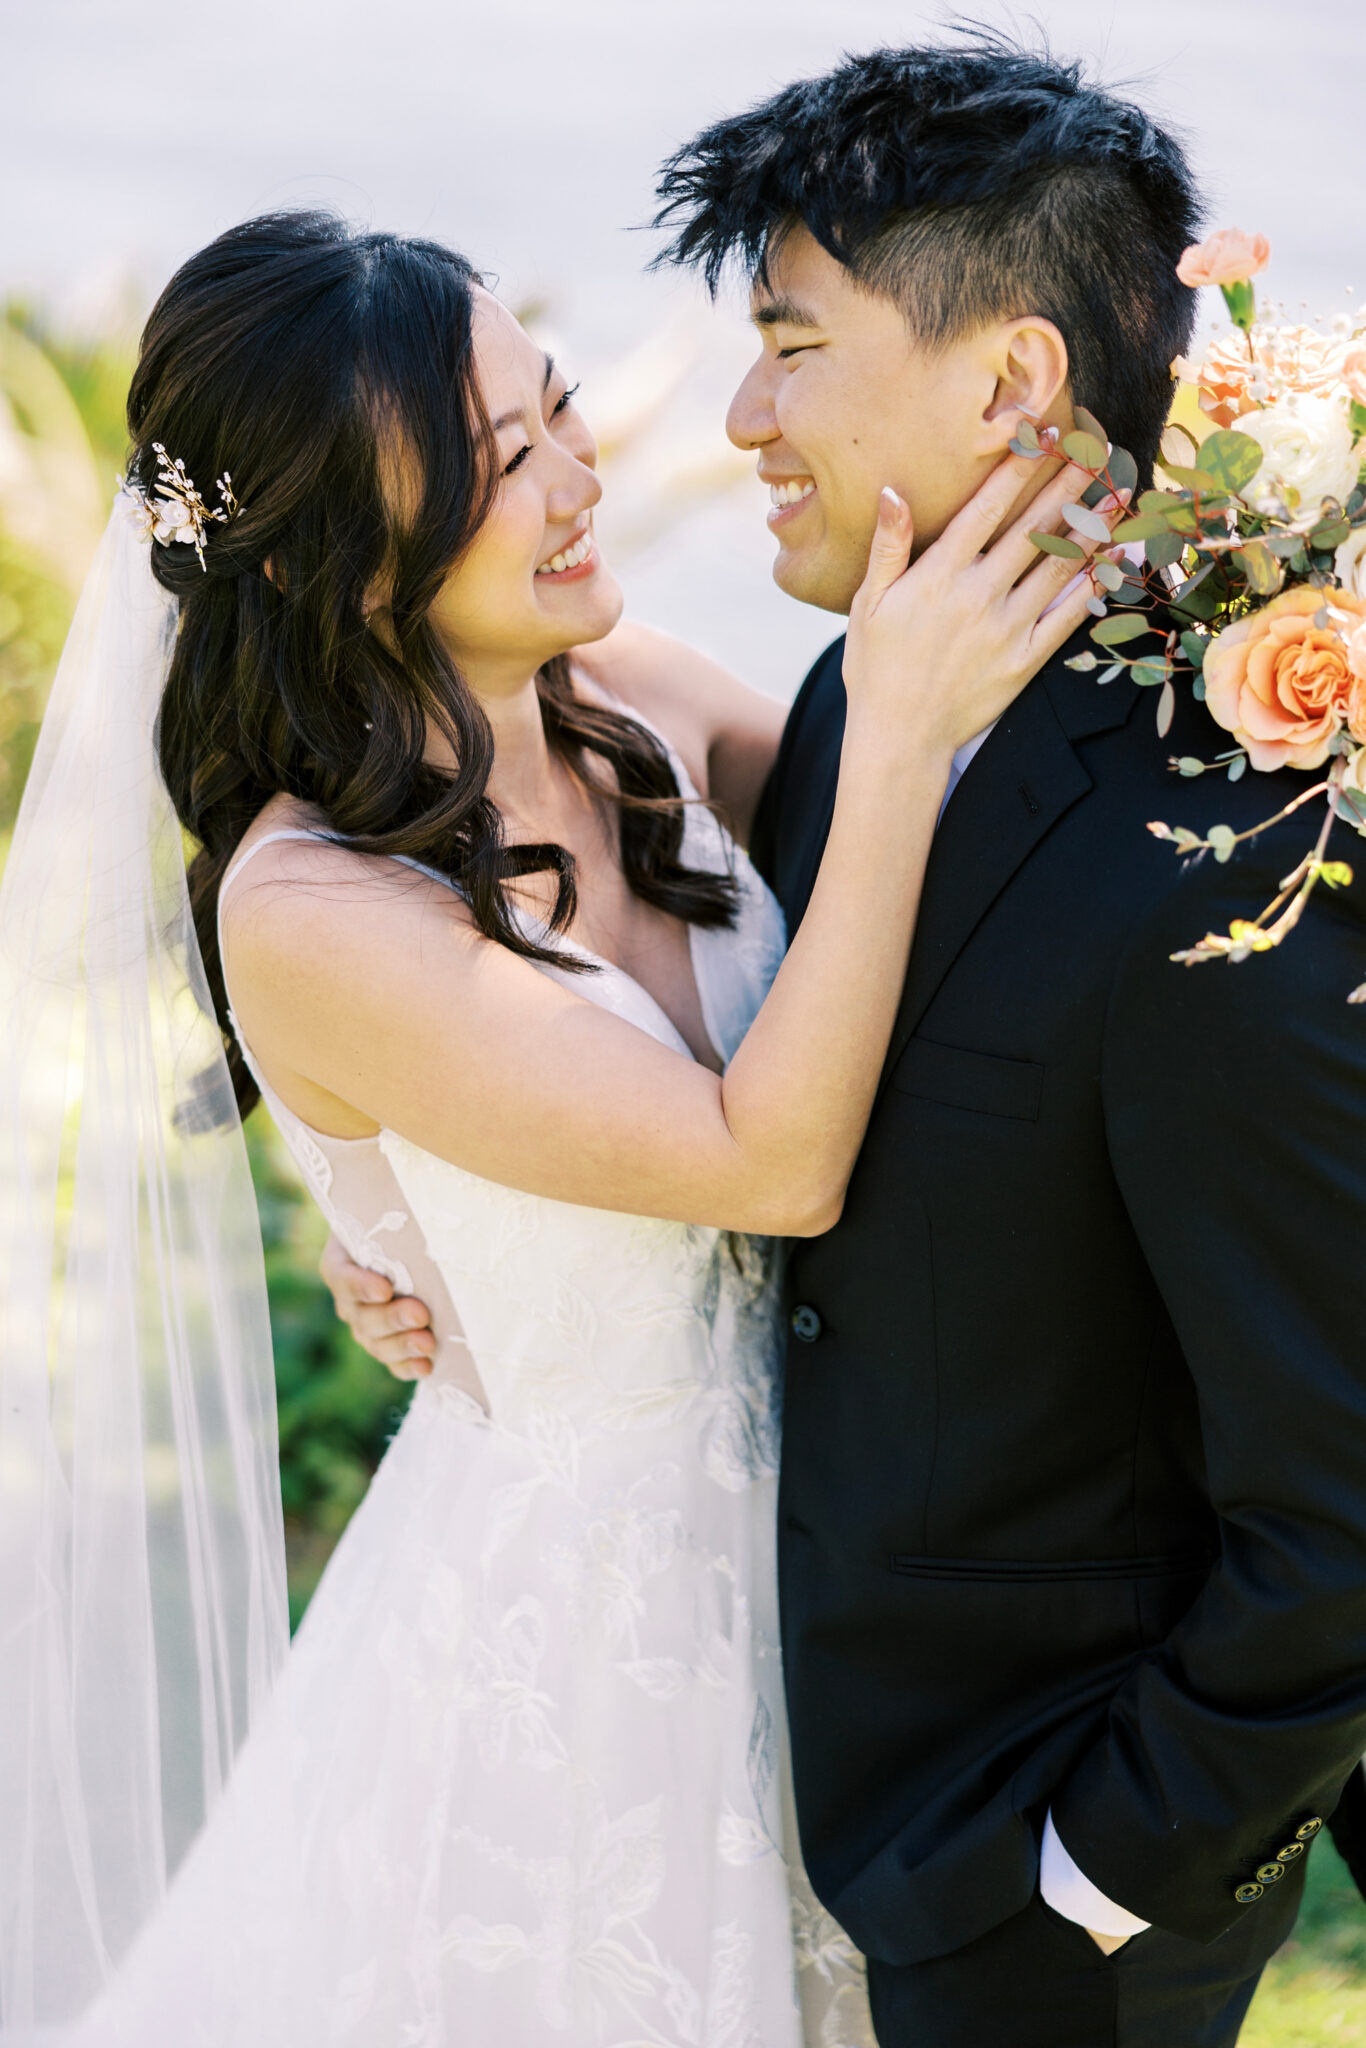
(1321, 860, 1355, 889)
(1062, 502, 1114, 544)
(1138, 489, 1179, 516)
(1228, 754, 1246, 781)
(1172, 827, 1202, 851)
(1132, 655, 1170, 687)
(1309, 515, 1352, 552)
(1176, 757, 1205, 777)
(1193, 676, 1207, 702)
(1097, 662, 1125, 684)
(1145, 529, 1185, 570)
(1062, 430, 1108, 470)
(1105, 446, 1139, 498)
(1009, 437, 1046, 460)
(1065, 650, 1100, 671)
(1207, 823, 1236, 864)
(1029, 530, 1087, 559)
(1179, 630, 1207, 670)
(1091, 612, 1153, 647)
(1265, 533, 1307, 558)
(1173, 562, 1216, 602)
(1233, 541, 1283, 597)
(1192, 429, 1262, 495)
(1072, 404, 1108, 445)
(1156, 679, 1176, 737)
(1112, 513, 1171, 543)
(1157, 459, 1218, 493)
(1087, 595, 1108, 617)
(1172, 579, 1222, 622)
(1093, 558, 1126, 591)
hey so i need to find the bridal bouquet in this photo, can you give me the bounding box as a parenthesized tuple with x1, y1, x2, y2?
(1022, 229, 1366, 1000)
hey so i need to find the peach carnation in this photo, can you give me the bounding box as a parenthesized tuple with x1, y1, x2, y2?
(1196, 324, 1348, 429)
(1176, 229, 1271, 291)
(1341, 345, 1366, 410)
(1204, 584, 1366, 771)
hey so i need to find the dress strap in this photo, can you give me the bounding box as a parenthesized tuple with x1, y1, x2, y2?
(220, 827, 332, 907)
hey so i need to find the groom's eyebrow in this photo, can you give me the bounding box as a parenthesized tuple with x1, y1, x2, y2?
(491, 355, 557, 433)
(751, 296, 820, 330)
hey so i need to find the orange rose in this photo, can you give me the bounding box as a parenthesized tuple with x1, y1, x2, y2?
(1346, 618, 1366, 743)
(1197, 324, 1348, 428)
(1176, 228, 1271, 290)
(1204, 585, 1366, 771)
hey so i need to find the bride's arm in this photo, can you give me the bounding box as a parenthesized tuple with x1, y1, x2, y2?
(228, 453, 1115, 1241)
(570, 622, 787, 848)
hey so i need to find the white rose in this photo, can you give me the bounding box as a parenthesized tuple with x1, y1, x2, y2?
(1335, 523, 1366, 599)
(1243, 394, 1362, 519)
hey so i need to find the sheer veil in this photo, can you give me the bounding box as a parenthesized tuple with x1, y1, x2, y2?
(0, 501, 289, 2029)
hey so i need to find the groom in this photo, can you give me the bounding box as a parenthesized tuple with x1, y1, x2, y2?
(325, 38, 1366, 2048)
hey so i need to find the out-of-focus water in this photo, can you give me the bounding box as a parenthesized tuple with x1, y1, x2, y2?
(5, 0, 1364, 697)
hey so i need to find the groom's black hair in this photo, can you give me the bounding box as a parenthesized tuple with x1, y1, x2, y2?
(652, 33, 1202, 484)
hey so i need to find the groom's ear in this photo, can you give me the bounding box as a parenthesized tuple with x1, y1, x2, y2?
(979, 317, 1071, 453)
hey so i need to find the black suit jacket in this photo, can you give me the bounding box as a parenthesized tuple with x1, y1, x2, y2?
(752, 628, 1366, 1966)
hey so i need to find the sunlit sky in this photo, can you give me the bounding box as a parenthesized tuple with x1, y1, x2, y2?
(7, 0, 1365, 694)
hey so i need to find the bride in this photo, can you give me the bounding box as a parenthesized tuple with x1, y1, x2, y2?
(0, 210, 1115, 2045)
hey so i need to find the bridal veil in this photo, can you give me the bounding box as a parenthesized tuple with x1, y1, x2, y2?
(0, 503, 289, 2029)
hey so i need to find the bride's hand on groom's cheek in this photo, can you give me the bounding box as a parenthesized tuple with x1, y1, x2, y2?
(319, 1234, 436, 1380)
(842, 446, 1131, 764)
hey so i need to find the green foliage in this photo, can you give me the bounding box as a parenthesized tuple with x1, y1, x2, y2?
(1029, 530, 1085, 559)
(246, 1113, 415, 1627)
(1243, 1834, 1366, 2045)
(1092, 613, 1152, 646)
(0, 304, 134, 829)
(5, 299, 132, 472)
(0, 529, 69, 825)
(1196, 428, 1263, 495)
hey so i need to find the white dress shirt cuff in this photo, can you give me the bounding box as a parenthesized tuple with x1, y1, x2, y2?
(1040, 1810, 1151, 1938)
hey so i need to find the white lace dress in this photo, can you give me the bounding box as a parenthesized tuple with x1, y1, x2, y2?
(77, 749, 874, 2048)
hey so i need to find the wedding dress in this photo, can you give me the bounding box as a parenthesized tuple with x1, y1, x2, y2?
(73, 734, 875, 2048)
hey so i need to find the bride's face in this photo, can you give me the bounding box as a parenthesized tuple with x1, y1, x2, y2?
(429, 290, 623, 691)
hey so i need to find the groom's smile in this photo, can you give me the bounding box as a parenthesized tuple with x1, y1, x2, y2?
(727, 223, 1077, 621)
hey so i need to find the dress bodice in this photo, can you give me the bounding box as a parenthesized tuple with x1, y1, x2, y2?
(219, 719, 789, 1445)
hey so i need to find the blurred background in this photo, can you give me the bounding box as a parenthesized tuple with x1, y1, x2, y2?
(3, 3, 1364, 2034)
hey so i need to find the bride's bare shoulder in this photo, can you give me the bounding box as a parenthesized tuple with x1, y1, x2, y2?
(220, 798, 476, 970)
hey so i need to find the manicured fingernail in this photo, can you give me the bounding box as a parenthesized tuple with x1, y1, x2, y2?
(879, 486, 903, 522)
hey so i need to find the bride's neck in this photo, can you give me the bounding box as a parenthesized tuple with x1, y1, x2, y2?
(424, 669, 565, 837)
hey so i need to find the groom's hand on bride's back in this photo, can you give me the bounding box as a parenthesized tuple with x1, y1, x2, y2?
(319, 1234, 436, 1381)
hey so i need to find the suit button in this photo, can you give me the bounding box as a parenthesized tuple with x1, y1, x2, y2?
(1256, 1863, 1285, 1884)
(1235, 1883, 1264, 1904)
(1277, 1842, 1305, 1862)
(791, 1305, 823, 1343)
(1297, 1818, 1323, 1840)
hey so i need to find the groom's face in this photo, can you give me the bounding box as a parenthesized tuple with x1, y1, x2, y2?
(726, 226, 1045, 616)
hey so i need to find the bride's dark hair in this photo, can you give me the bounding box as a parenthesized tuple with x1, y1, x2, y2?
(132, 210, 738, 1116)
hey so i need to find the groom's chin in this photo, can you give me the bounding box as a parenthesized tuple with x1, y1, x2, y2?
(771, 543, 858, 619)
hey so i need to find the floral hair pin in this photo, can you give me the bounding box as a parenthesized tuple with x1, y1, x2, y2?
(120, 442, 240, 571)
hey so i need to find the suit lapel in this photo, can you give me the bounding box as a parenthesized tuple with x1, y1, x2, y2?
(879, 657, 1138, 1087)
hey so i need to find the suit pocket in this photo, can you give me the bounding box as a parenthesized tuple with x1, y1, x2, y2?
(891, 1037, 1044, 1121)
(888, 1553, 1217, 1583)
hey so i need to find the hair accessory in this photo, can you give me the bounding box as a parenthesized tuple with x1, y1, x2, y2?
(120, 442, 241, 571)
